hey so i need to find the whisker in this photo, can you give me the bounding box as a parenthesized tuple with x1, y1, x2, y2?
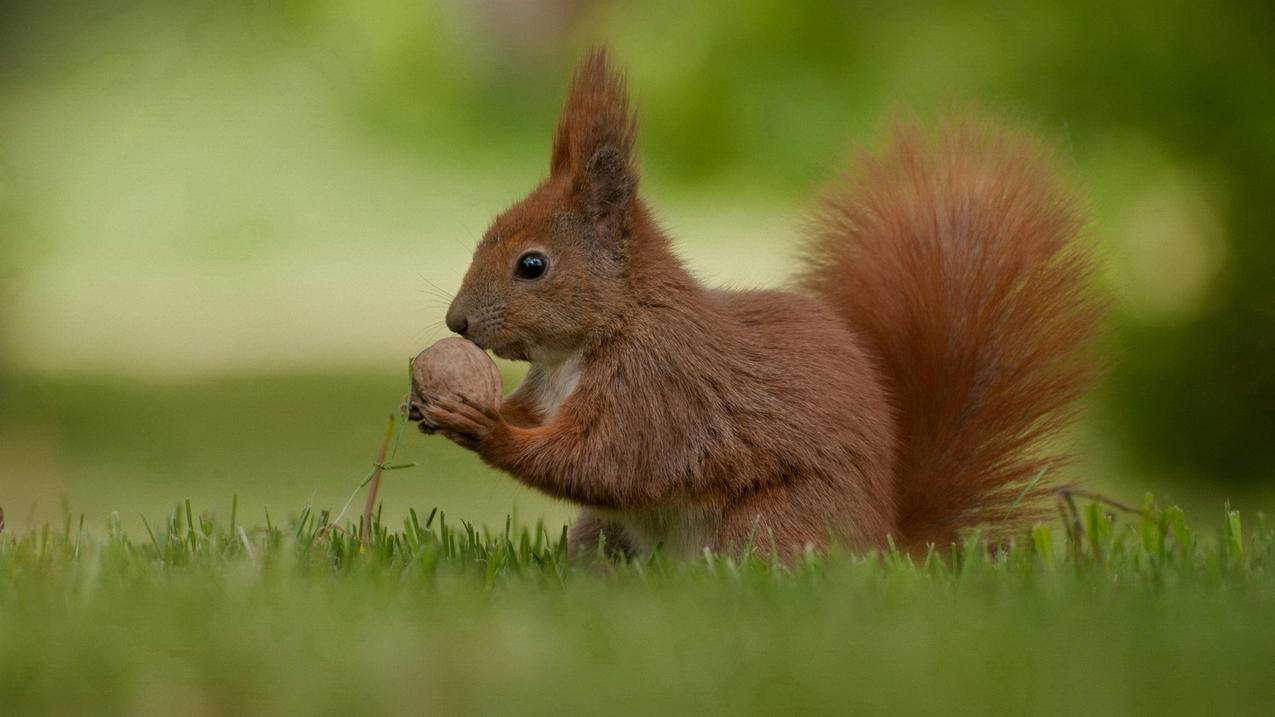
(410, 320, 452, 346)
(416, 291, 453, 308)
(415, 272, 457, 304)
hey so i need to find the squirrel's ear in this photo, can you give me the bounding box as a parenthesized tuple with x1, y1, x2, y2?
(581, 144, 635, 240)
(550, 48, 639, 239)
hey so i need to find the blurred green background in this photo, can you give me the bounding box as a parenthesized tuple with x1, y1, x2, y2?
(1, 1, 1272, 531)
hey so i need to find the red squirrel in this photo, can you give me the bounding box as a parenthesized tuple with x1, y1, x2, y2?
(413, 49, 1101, 559)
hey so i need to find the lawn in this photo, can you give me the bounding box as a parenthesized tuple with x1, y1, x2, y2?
(2, 493, 1271, 716)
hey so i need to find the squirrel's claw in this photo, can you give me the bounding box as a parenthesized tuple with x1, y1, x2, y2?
(407, 401, 425, 422)
(407, 400, 439, 433)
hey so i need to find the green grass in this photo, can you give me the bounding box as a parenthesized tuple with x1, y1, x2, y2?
(1, 496, 1272, 716)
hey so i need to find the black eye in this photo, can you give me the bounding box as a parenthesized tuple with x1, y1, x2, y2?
(514, 251, 548, 280)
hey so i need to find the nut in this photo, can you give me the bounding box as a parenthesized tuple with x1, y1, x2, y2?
(411, 337, 502, 410)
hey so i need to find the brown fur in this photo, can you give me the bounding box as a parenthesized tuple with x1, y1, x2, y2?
(420, 49, 1100, 559)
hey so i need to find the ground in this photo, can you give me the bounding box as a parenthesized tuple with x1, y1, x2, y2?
(1, 496, 1271, 716)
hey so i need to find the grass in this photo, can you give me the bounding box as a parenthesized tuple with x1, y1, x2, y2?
(1, 494, 1272, 716)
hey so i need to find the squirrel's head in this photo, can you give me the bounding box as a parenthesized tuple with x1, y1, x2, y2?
(445, 49, 642, 363)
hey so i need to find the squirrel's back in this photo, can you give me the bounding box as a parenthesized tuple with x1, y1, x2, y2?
(798, 119, 1102, 547)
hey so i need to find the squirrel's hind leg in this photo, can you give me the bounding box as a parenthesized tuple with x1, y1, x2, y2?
(567, 510, 636, 562)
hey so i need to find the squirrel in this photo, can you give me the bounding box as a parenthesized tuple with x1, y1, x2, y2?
(412, 49, 1101, 560)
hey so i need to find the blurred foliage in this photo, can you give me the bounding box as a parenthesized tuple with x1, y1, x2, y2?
(0, 0, 1272, 506)
(0, 370, 571, 534)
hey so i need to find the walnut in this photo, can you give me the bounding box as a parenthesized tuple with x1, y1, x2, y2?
(411, 337, 502, 410)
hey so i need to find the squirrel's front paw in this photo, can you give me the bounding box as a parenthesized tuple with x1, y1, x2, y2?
(419, 393, 503, 451)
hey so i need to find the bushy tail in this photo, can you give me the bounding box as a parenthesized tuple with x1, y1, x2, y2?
(797, 119, 1102, 547)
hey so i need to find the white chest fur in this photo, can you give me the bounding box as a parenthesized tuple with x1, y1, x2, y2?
(530, 355, 583, 419)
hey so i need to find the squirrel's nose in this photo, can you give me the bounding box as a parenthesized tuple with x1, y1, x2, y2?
(445, 308, 469, 336)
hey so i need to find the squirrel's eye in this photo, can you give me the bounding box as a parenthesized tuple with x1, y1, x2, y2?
(514, 251, 548, 280)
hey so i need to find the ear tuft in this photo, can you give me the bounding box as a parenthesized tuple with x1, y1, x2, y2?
(550, 48, 639, 203)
